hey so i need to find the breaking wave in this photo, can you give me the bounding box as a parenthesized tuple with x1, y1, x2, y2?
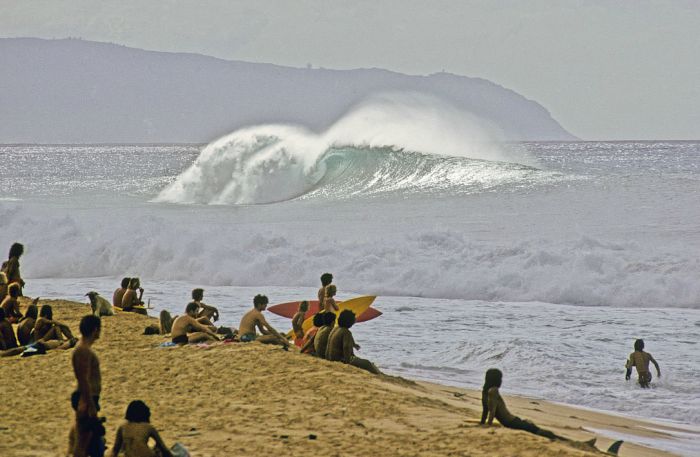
(155, 93, 547, 204)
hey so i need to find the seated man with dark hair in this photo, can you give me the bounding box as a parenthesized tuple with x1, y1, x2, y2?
(170, 302, 220, 345)
(0, 308, 19, 350)
(313, 312, 336, 359)
(300, 312, 325, 355)
(1, 283, 23, 323)
(326, 310, 380, 374)
(17, 302, 38, 346)
(113, 277, 131, 308)
(110, 400, 173, 457)
(121, 277, 147, 314)
(238, 294, 289, 347)
(192, 288, 220, 323)
(33, 304, 75, 342)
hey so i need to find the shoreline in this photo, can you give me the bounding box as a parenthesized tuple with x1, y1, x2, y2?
(2, 298, 696, 456)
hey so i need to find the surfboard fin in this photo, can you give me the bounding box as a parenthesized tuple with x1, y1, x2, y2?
(606, 440, 623, 455)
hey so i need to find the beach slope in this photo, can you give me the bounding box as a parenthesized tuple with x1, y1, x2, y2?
(0, 299, 681, 456)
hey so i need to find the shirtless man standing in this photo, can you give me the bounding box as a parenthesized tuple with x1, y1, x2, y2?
(626, 339, 661, 388)
(170, 302, 220, 345)
(318, 273, 333, 311)
(121, 278, 144, 312)
(238, 294, 289, 348)
(112, 278, 130, 308)
(72, 315, 104, 457)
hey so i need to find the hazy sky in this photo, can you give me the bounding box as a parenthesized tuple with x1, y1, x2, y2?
(2, 0, 698, 139)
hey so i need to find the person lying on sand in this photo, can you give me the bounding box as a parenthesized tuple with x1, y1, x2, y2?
(313, 312, 336, 359)
(17, 301, 39, 345)
(300, 312, 325, 355)
(113, 277, 131, 308)
(318, 272, 333, 311)
(192, 288, 220, 323)
(479, 368, 624, 455)
(625, 339, 660, 388)
(238, 294, 289, 348)
(1, 282, 23, 323)
(121, 277, 145, 312)
(72, 315, 105, 457)
(111, 400, 173, 457)
(33, 304, 75, 341)
(0, 338, 77, 357)
(323, 284, 339, 313)
(326, 310, 380, 374)
(292, 300, 309, 346)
(0, 308, 19, 350)
(170, 302, 221, 345)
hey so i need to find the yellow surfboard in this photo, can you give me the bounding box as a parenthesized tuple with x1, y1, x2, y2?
(114, 305, 149, 315)
(299, 295, 376, 333)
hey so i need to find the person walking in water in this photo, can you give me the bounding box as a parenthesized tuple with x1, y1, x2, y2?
(625, 339, 660, 388)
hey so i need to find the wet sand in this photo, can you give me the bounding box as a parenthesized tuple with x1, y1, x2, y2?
(0, 298, 691, 456)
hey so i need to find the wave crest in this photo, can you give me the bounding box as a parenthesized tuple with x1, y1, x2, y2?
(155, 93, 537, 205)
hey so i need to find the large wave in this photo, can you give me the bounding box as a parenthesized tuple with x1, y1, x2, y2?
(156, 93, 540, 204)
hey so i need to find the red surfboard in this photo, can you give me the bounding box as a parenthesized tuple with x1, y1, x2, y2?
(268, 300, 382, 323)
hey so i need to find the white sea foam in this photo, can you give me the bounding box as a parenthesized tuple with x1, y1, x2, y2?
(2, 202, 698, 309)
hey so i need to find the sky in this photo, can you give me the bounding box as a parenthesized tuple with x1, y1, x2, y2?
(1, 0, 698, 140)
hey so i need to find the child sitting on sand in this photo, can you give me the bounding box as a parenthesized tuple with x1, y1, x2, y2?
(111, 400, 174, 457)
(625, 339, 661, 388)
(300, 312, 325, 355)
(292, 301, 309, 347)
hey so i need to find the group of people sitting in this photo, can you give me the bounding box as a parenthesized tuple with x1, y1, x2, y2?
(144, 272, 380, 375)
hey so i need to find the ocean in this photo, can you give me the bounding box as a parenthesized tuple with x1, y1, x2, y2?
(1, 124, 699, 454)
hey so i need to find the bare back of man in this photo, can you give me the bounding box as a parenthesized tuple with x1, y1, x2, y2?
(170, 314, 218, 345)
(239, 308, 288, 347)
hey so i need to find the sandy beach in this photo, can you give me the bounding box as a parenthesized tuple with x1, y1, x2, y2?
(0, 297, 693, 457)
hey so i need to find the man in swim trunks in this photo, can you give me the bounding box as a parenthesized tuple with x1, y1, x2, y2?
(625, 339, 660, 388)
(170, 302, 221, 345)
(238, 294, 289, 347)
(72, 315, 104, 457)
(318, 273, 332, 311)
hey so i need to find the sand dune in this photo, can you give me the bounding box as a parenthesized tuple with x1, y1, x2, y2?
(0, 298, 686, 456)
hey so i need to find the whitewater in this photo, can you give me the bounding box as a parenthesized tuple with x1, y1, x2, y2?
(1, 99, 699, 454)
